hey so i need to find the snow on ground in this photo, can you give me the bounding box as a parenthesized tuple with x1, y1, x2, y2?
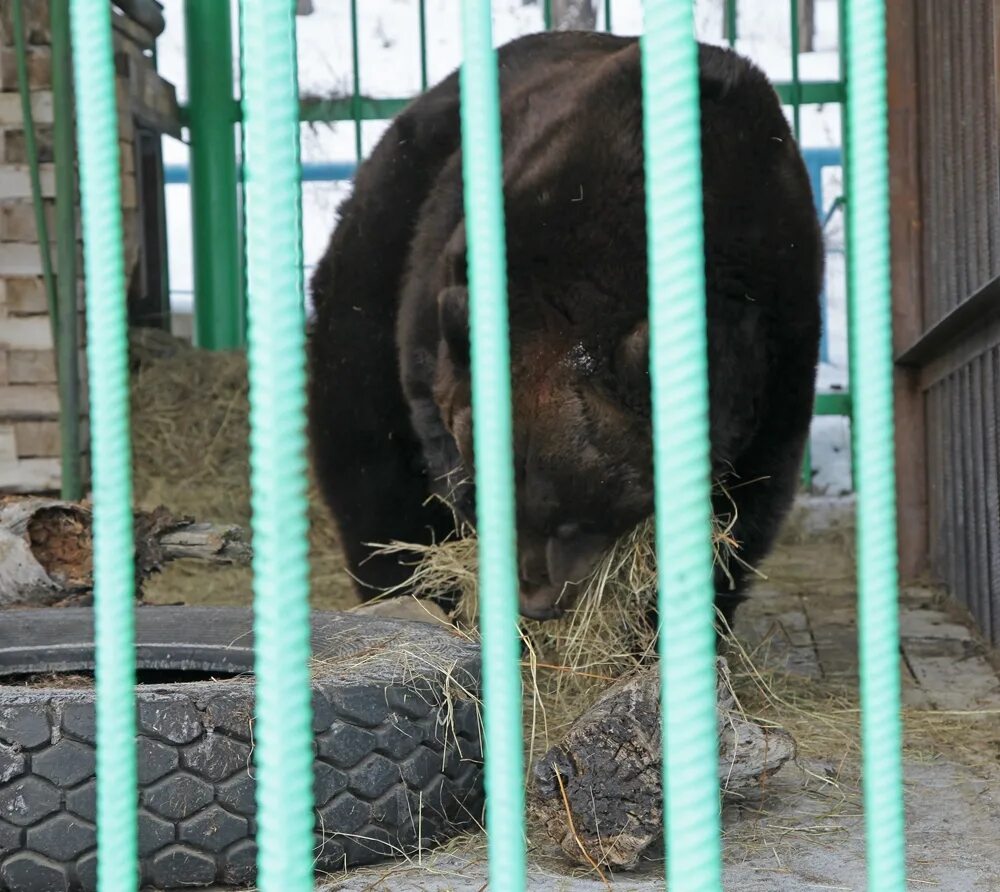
(154, 0, 851, 492)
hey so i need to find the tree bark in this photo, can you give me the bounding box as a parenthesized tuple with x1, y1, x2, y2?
(0, 496, 251, 607)
(530, 657, 796, 870)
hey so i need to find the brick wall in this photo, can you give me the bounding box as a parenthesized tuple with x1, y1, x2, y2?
(0, 0, 179, 494)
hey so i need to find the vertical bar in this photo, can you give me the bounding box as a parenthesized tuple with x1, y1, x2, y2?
(845, 0, 907, 888)
(185, 0, 244, 349)
(459, 4, 525, 891)
(12, 0, 57, 325)
(801, 436, 812, 490)
(350, 0, 363, 160)
(604, 0, 612, 32)
(239, 0, 315, 889)
(790, 0, 802, 139)
(69, 1, 138, 889)
(725, 0, 738, 47)
(51, 0, 82, 500)
(641, 3, 723, 891)
(839, 0, 857, 491)
(418, 0, 429, 91)
(543, 0, 552, 30)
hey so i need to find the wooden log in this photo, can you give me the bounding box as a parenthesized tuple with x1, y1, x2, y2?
(0, 495, 251, 607)
(530, 657, 796, 870)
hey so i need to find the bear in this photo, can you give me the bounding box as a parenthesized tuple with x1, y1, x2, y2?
(306, 31, 823, 625)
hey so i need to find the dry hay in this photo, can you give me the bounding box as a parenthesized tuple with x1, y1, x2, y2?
(125, 330, 1000, 876)
(128, 328, 356, 609)
(367, 480, 756, 755)
(354, 496, 1000, 880)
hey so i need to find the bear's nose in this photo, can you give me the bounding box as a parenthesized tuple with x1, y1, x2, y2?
(518, 582, 566, 621)
(518, 548, 550, 590)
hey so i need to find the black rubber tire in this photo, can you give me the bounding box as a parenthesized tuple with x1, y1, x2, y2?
(0, 607, 484, 891)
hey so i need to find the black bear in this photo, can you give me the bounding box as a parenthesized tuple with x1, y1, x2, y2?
(307, 32, 822, 623)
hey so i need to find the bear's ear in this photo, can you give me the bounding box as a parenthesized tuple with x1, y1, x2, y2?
(614, 320, 649, 395)
(438, 285, 470, 369)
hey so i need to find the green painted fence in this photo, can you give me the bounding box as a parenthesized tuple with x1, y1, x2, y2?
(68, 0, 904, 890)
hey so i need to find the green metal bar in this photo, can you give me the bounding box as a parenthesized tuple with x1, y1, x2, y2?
(178, 80, 852, 134)
(801, 437, 812, 490)
(12, 0, 58, 330)
(802, 392, 857, 492)
(69, 1, 138, 890)
(839, 0, 857, 491)
(459, 3, 525, 890)
(845, 1, 906, 888)
(239, 0, 314, 888)
(418, 0, 428, 90)
(185, 0, 244, 349)
(790, 0, 802, 138)
(543, 0, 552, 30)
(51, 0, 83, 501)
(816, 391, 852, 415)
(725, 0, 737, 47)
(350, 0, 363, 160)
(604, 0, 612, 32)
(641, 2, 722, 889)
(779, 80, 846, 104)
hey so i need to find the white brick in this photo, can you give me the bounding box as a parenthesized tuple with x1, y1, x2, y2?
(0, 457, 61, 492)
(0, 315, 53, 351)
(0, 384, 59, 416)
(0, 164, 56, 199)
(0, 92, 53, 126)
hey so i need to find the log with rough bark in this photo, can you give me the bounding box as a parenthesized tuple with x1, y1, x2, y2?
(530, 656, 795, 870)
(0, 495, 251, 607)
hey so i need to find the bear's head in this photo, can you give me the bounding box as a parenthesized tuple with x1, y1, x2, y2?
(432, 282, 654, 620)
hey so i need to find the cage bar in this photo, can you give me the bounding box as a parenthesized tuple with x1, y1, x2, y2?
(69, 0, 139, 888)
(458, 3, 527, 891)
(844, 0, 907, 888)
(238, 0, 315, 889)
(641, 2, 723, 890)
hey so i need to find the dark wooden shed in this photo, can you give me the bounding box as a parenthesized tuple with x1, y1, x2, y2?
(889, 1, 1000, 643)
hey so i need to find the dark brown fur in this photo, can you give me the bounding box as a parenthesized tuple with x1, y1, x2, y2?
(307, 33, 822, 622)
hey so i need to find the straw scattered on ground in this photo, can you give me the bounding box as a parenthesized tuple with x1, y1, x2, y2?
(128, 328, 356, 609)
(125, 329, 1000, 882)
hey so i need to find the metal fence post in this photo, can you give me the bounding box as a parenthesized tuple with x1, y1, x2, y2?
(185, 0, 244, 349)
(51, 0, 83, 500)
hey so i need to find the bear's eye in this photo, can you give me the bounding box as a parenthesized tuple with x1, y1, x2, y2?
(555, 522, 581, 540)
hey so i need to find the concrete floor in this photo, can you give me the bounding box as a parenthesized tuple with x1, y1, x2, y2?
(321, 497, 1000, 891)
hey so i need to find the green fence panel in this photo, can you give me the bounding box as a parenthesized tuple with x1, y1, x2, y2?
(845, 1, 907, 889)
(641, 2, 723, 890)
(458, 3, 526, 891)
(239, 0, 315, 889)
(69, 1, 139, 889)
